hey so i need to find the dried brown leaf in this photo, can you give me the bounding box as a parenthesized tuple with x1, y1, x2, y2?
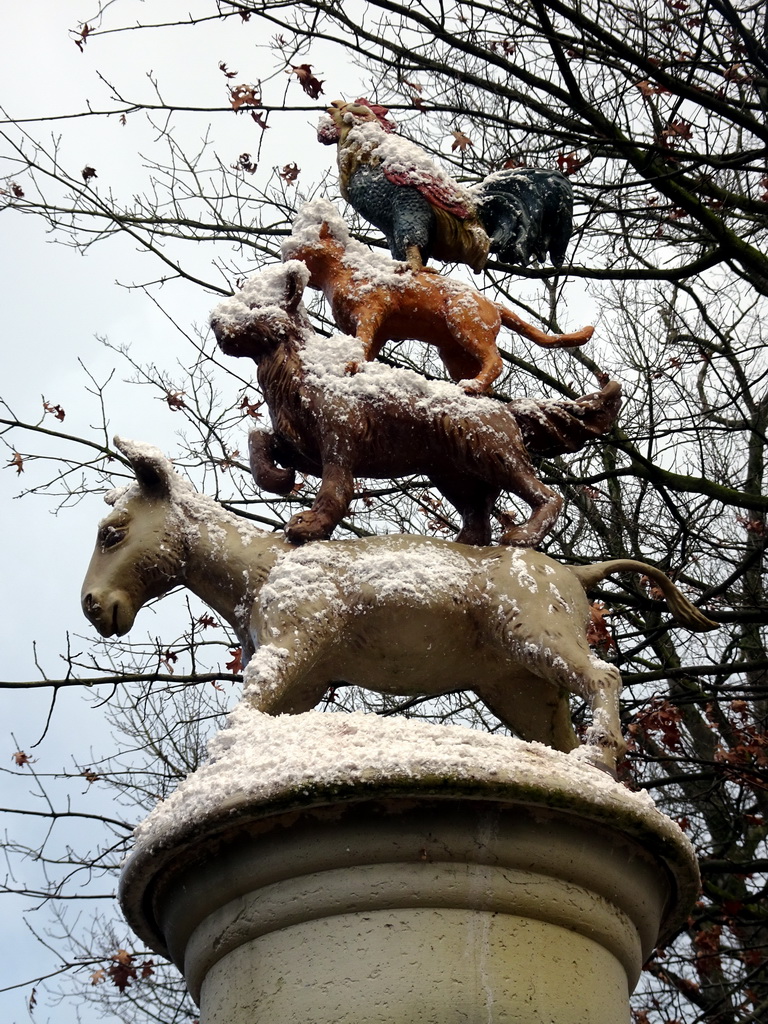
(450, 130, 473, 153)
(74, 24, 91, 52)
(233, 153, 258, 174)
(43, 398, 65, 421)
(556, 151, 587, 175)
(635, 79, 671, 96)
(6, 451, 24, 474)
(586, 601, 615, 650)
(163, 390, 186, 411)
(230, 83, 261, 111)
(108, 950, 136, 993)
(239, 395, 263, 418)
(226, 647, 244, 673)
(291, 64, 324, 99)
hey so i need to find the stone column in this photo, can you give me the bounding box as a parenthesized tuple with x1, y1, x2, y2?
(120, 708, 699, 1024)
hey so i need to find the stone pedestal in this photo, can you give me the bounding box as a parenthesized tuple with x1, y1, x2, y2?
(119, 709, 699, 1024)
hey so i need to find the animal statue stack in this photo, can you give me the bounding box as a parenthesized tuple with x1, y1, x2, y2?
(80, 105, 719, 771)
(210, 248, 620, 548)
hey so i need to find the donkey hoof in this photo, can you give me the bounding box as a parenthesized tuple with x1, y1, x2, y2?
(569, 744, 619, 779)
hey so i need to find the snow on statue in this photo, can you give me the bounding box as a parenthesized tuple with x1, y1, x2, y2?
(81, 438, 717, 773)
(318, 98, 575, 272)
(210, 260, 621, 547)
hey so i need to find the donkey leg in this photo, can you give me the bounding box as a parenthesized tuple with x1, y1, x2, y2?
(478, 681, 579, 752)
(286, 460, 355, 543)
(520, 646, 625, 771)
(245, 600, 343, 714)
(573, 658, 626, 771)
(550, 651, 625, 770)
(242, 642, 330, 715)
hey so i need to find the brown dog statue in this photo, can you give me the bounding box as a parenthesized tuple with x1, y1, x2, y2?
(211, 261, 620, 547)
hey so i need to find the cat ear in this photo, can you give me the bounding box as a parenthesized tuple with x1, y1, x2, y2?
(283, 262, 309, 314)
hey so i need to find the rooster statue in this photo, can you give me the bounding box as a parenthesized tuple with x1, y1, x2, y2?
(317, 99, 574, 273)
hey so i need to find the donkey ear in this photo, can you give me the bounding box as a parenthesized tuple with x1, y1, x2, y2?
(113, 436, 173, 498)
(282, 262, 309, 314)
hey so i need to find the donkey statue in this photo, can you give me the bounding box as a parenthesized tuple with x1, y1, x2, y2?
(281, 199, 594, 394)
(210, 261, 621, 548)
(80, 438, 717, 771)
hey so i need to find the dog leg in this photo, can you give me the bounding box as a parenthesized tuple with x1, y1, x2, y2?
(286, 460, 355, 543)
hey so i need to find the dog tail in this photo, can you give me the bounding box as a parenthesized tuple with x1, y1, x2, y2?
(510, 380, 622, 457)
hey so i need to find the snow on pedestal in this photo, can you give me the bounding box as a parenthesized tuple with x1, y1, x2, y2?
(120, 708, 700, 1024)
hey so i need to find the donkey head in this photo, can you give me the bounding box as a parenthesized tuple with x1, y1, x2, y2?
(81, 438, 187, 637)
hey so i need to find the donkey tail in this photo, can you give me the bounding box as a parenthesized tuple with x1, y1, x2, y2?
(570, 559, 718, 633)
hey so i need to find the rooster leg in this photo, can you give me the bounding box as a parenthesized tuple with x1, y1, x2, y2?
(403, 246, 439, 274)
(404, 245, 426, 272)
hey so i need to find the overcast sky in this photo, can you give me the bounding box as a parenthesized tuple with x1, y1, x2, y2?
(0, 3, 365, 1018)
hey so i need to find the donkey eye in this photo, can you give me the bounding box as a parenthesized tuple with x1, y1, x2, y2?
(101, 526, 127, 550)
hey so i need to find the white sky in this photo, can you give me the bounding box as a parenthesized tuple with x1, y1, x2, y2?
(0, 2, 365, 1018)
